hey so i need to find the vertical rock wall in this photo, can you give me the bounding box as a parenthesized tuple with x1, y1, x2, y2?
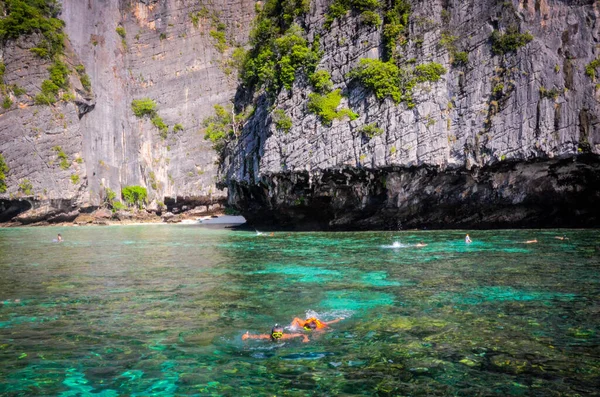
(223, 0, 600, 229)
(0, 0, 256, 221)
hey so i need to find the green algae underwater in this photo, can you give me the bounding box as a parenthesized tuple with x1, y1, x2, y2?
(0, 226, 598, 396)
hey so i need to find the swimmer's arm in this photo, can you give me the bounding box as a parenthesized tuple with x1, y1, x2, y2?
(282, 333, 309, 343)
(323, 318, 344, 325)
(242, 332, 270, 341)
(290, 318, 304, 328)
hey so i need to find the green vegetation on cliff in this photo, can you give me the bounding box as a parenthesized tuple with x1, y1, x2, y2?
(0, 153, 9, 193)
(0, 1, 81, 105)
(348, 59, 402, 103)
(307, 89, 358, 124)
(122, 185, 147, 208)
(360, 123, 384, 139)
(203, 104, 250, 153)
(382, 0, 410, 61)
(272, 108, 292, 133)
(52, 145, 69, 170)
(348, 59, 446, 107)
(241, 0, 317, 93)
(491, 28, 533, 55)
(585, 57, 600, 80)
(0, 0, 65, 58)
(131, 98, 157, 117)
(324, 0, 381, 30)
(18, 178, 33, 196)
(131, 98, 169, 138)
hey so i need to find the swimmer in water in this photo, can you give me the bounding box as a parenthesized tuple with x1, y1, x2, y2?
(465, 234, 472, 244)
(555, 235, 569, 241)
(242, 324, 309, 343)
(415, 241, 428, 247)
(57, 234, 62, 242)
(524, 239, 538, 244)
(290, 316, 344, 331)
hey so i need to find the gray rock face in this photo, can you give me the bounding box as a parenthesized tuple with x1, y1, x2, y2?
(0, 0, 255, 222)
(224, 0, 600, 229)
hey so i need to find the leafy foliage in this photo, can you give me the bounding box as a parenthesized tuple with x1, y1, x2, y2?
(131, 98, 157, 118)
(203, 104, 241, 153)
(452, 51, 468, 66)
(348, 58, 401, 103)
(491, 28, 533, 55)
(360, 123, 384, 138)
(104, 187, 125, 211)
(0, 153, 9, 193)
(151, 115, 168, 139)
(361, 10, 381, 26)
(382, 0, 410, 61)
(18, 178, 33, 195)
(272, 108, 292, 133)
(173, 123, 184, 132)
(70, 174, 79, 184)
(121, 185, 147, 208)
(414, 62, 447, 82)
(324, 0, 381, 29)
(0, 0, 65, 58)
(307, 89, 358, 125)
(241, 0, 318, 94)
(348, 59, 446, 106)
(210, 30, 227, 53)
(53, 145, 69, 170)
(309, 69, 333, 93)
(115, 26, 126, 38)
(585, 57, 600, 80)
(2, 96, 13, 109)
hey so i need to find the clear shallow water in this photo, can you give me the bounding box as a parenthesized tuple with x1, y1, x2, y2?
(0, 226, 599, 396)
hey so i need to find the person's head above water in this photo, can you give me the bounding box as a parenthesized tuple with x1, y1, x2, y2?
(270, 325, 284, 340)
(303, 320, 318, 330)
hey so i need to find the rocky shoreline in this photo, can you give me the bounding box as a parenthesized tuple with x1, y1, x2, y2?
(0, 200, 229, 228)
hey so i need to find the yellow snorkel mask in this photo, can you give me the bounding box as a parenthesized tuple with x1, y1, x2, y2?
(271, 325, 284, 340)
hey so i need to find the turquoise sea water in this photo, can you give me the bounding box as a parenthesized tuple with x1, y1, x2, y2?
(0, 226, 598, 396)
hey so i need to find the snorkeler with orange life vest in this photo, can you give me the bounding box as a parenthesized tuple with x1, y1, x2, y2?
(242, 316, 345, 343)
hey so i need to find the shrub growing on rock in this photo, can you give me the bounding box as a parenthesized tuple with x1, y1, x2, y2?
(585, 57, 600, 80)
(491, 28, 533, 55)
(121, 185, 147, 208)
(0, 153, 9, 193)
(272, 108, 292, 133)
(307, 89, 357, 125)
(348, 58, 401, 103)
(131, 98, 157, 118)
(309, 70, 334, 93)
(360, 123, 384, 138)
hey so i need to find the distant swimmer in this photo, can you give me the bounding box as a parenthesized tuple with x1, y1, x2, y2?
(555, 235, 569, 241)
(242, 324, 309, 343)
(524, 239, 538, 244)
(465, 234, 472, 244)
(290, 316, 344, 331)
(53, 233, 63, 243)
(415, 242, 428, 247)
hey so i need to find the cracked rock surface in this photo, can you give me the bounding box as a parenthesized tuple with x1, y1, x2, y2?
(224, 0, 600, 229)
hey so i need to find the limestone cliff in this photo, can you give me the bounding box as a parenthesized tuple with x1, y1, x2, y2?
(223, 0, 600, 229)
(0, 0, 255, 223)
